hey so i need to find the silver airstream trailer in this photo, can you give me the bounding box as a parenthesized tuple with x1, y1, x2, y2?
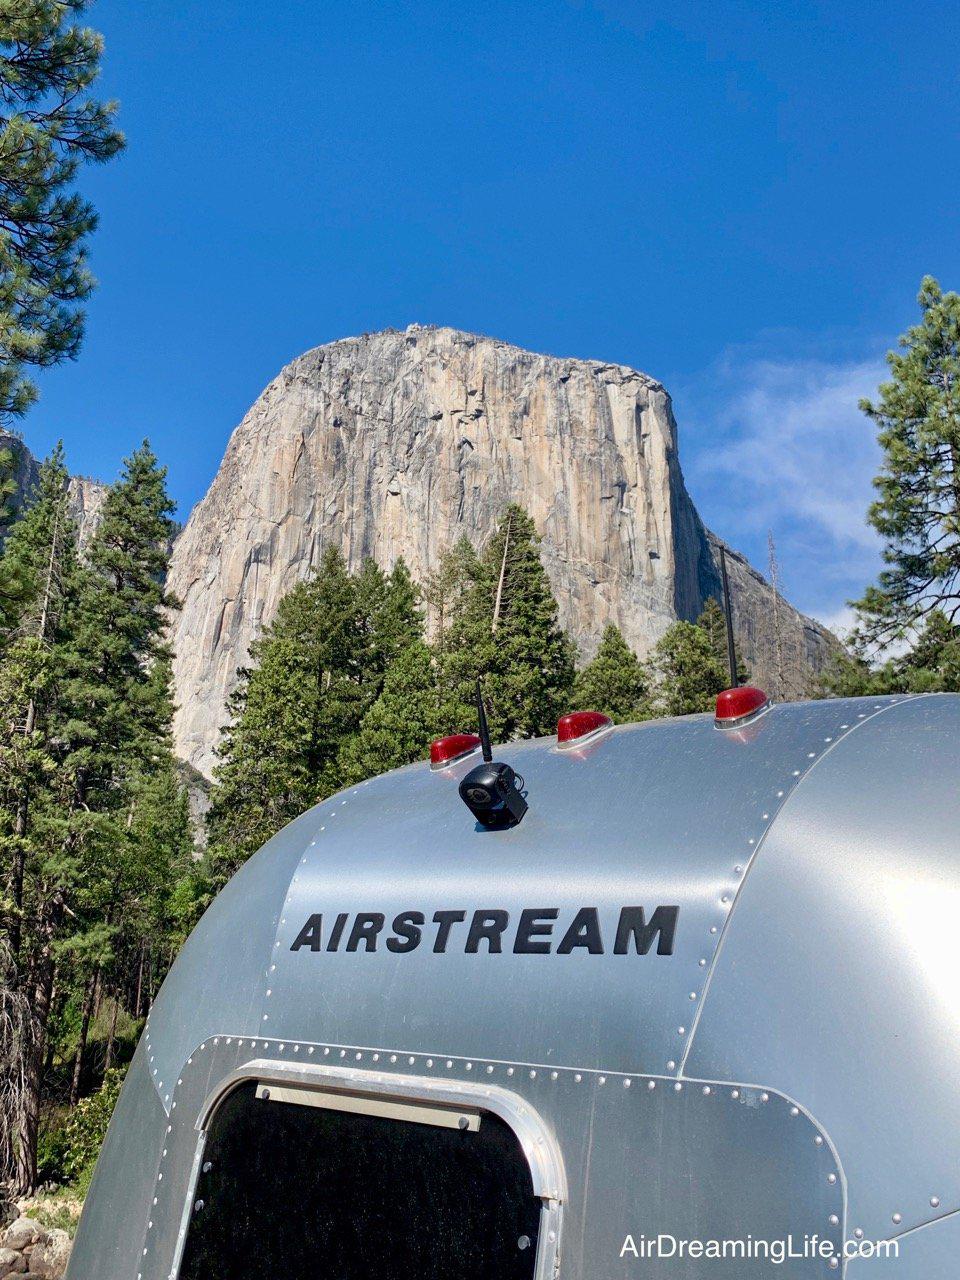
(68, 690, 960, 1278)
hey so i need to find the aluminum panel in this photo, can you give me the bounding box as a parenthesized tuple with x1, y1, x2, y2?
(686, 695, 960, 1243)
(846, 1212, 960, 1278)
(132, 1035, 845, 1280)
(67, 1040, 165, 1279)
(140, 805, 321, 1107)
(264, 701, 888, 1076)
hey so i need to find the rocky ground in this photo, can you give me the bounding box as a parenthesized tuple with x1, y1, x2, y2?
(0, 1205, 76, 1279)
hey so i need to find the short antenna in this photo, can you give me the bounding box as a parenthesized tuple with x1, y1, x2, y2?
(476, 679, 493, 762)
(719, 546, 739, 687)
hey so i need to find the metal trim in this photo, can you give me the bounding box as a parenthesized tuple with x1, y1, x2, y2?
(191, 1057, 566, 1280)
(254, 1081, 482, 1131)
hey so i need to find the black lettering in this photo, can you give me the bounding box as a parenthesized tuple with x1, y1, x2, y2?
(346, 912, 385, 952)
(466, 910, 510, 954)
(290, 913, 323, 952)
(387, 911, 425, 954)
(514, 908, 559, 954)
(327, 911, 348, 952)
(614, 906, 679, 956)
(557, 907, 604, 954)
(432, 910, 466, 953)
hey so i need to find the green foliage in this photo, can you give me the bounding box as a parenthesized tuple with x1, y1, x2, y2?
(338, 640, 446, 784)
(855, 277, 960, 643)
(62, 1066, 124, 1186)
(0, 441, 28, 626)
(207, 550, 424, 879)
(820, 610, 960, 697)
(0, 0, 124, 420)
(647, 619, 728, 717)
(441, 506, 576, 740)
(696, 596, 748, 684)
(572, 624, 648, 723)
(0, 440, 191, 1194)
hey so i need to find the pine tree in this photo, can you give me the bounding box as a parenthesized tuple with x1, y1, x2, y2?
(647, 620, 728, 717)
(572, 624, 648, 723)
(206, 547, 367, 879)
(424, 536, 480, 646)
(855, 277, 960, 644)
(441, 507, 576, 740)
(696, 596, 748, 684)
(354, 557, 423, 706)
(5, 441, 184, 1193)
(0, 440, 30, 631)
(338, 640, 446, 784)
(0, 1, 124, 421)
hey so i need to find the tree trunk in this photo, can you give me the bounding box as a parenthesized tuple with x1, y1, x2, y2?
(103, 992, 120, 1073)
(69, 967, 98, 1107)
(13, 896, 62, 1197)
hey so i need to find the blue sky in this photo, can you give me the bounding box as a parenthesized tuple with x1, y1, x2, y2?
(20, 0, 960, 630)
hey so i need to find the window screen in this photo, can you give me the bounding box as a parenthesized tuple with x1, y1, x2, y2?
(178, 1080, 542, 1280)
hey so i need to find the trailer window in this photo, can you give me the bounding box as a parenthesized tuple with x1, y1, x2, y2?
(178, 1080, 542, 1280)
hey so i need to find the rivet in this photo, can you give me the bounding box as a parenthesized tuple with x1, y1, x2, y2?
(792, 769, 801, 776)
(323, 1047, 329, 1055)
(261, 1088, 270, 1100)
(408, 1056, 416, 1065)
(892, 1212, 901, 1224)
(194, 1200, 204, 1213)
(678, 1026, 686, 1034)
(356, 1052, 362, 1060)
(829, 1214, 839, 1226)
(829, 1259, 839, 1270)
(777, 790, 784, 798)
(762, 813, 769, 820)
(931, 1196, 941, 1208)
(457, 1116, 469, 1130)
(507, 1066, 514, 1075)
(674, 1082, 683, 1092)
(527, 1068, 534, 1077)
(734, 866, 743, 875)
(623, 1078, 631, 1088)
(599, 1075, 606, 1085)
(341, 1050, 348, 1058)
(702, 1085, 711, 1095)
(720, 895, 730, 905)
(815, 1136, 823, 1146)
(699, 958, 707, 967)
(551, 1070, 558, 1080)
(689, 992, 697, 1000)
(202, 1161, 212, 1173)
(426, 1058, 433, 1068)
(710, 926, 718, 934)
(828, 1174, 837, 1185)
(731, 1089, 739, 1099)
(790, 1106, 799, 1116)
(389, 1054, 396, 1063)
(647, 1080, 656, 1090)
(747, 838, 755, 845)
(667, 1060, 676, 1070)
(854, 1228, 863, 1240)
(466, 1062, 473, 1071)
(574, 1073, 582, 1082)
(761, 1092, 769, 1102)
(807, 752, 816, 759)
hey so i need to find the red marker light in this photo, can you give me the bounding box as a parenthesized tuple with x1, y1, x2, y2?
(715, 686, 770, 727)
(557, 710, 613, 748)
(430, 733, 482, 770)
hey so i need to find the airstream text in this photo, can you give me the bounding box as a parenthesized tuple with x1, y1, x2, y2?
(290, 906, 679, 955)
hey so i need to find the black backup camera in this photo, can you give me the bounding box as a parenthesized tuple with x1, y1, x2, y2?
(458, 682, 528, 829)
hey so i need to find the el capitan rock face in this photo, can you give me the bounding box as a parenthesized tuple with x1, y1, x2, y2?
(165, 326, 835, 776)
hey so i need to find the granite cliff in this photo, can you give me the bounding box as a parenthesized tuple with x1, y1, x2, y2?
(163, 327, 834, 775)
(2, 332, 835, 777)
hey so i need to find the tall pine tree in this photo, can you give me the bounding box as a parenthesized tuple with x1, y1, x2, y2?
(572, 624, 648, 723)
(855, 277, 960, 643)
(441, 506, 575, 740)
(647, 620, 728, 717)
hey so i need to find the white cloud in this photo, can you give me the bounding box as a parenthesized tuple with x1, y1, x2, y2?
(680, 352, 887, 621)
